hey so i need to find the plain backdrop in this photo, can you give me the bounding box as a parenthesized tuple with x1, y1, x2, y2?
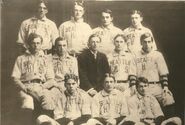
(1, 0, 184, 125)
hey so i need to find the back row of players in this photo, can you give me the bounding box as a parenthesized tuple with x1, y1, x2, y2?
(11, 0, 181, 125)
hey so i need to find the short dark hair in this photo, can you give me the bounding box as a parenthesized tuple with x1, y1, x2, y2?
(64, 73, 79, 83)
(102, 8, 113, 17)
(130, 10, 143, 17)
(135, 77, 148, 87)
(140, 32, 154, 44)
(27, 33, 43, 45)
(114, 34, 127, 42)
(54, 37, 67, 46)
(74, 0, 84, 8)
(88, 34, 101, 45)
(104, 73, 116, 82)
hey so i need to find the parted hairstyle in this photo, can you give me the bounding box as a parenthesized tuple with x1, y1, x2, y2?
(54, 37, 67, 46)
(114, 34, 127, 42)
(140, 32, 154, 44)
(64, 73, 79, 83)
(88, 33, 102, 45)
(130, 10, 143, 17)
(102, 8, 113, 17)
(104, 73, 116, 82)
(135, 77, 149, 87)
(27, 33, 43, 45)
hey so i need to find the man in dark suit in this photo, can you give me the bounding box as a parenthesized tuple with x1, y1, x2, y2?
(78, 34, 110, 97)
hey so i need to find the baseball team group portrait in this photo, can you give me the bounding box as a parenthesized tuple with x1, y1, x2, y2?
(1, 0, 184, 125)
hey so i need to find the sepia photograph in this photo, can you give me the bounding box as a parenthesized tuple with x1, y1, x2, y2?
(1, 0, 184, 125)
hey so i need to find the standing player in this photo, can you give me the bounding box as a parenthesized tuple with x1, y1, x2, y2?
(123, 10, 157, 55)
(135, 32, 170, 106)
(58, 1, 92, 56)
(108, 34, 136, 94)
(93, 9, 123, 54)
(12, 33, 58, 125)
(36, 73, 92, 125)
(88, 73, 128, 125)
(17, 0, 59, 54)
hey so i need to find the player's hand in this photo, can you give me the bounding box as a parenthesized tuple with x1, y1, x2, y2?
(88, 89, 97, 97)
(163, 86, 169, 93)
(106, 118, 116, 125)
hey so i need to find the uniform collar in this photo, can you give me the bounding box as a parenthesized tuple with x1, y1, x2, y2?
(101, 23, 114, 30)
(53, 53, 71, 60)
(32, 16, 48, 21)
(137, 92, 144, 100)
(101, 89, 117, 97)
(112, 50, 126, 57)
(130, 24, 144, 30)
(71, 16, 84, 23)
(25, 50, 45, 57)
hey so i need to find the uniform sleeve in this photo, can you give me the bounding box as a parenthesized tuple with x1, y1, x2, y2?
(129, 55, 137, 76)
(127, 97, 140, 122)
(103, 54, 111, 74)
(148, 29, 157, 50)
(45, 57, 55, 80)
(120, 94, 129, 117)
(156, 52, 169, 76)
(73, 58, 79, 77)
(150, 96, 164, 118)
(17, 21, 27, 46)
(81, 92, 92, 115)
(91, 95, 100, 118)
(58, 23, 65, 38)
(51, 22, 59, 46)
(11, 57, 22, 79)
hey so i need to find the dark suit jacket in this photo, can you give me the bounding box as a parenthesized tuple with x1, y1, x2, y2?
(78, 49, 110, 91)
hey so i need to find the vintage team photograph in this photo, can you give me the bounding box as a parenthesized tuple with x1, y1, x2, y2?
(1, 0, 184, 125)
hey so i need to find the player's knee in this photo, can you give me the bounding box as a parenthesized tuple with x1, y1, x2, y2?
(86, 118, 103, 125)
(36, 115, 53, 125)
(21, 95, 34, 109)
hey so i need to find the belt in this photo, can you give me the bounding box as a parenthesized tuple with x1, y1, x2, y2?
(117, 80, 128, 83)
(22, 79, 43, 84)
(148, 81, 161, 84)
(43, 49, 52, 55)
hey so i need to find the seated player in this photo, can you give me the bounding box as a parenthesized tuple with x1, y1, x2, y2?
(126, 77, 165, 125)
(87, 73, 128, 125)
(108, 34, 136, 95)
(52, 37, 79, 91)
(11, 33, 58, 124)
(36, 73, 92, 125)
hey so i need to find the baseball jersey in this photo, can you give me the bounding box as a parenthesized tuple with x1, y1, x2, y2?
(127, 93, 164, 122)
(123, 25, 157, 54)
(52, 54, 78, 82)
(11, 50, 54, 82)
(135, 50, 169, 82)
(92, 89, 128, 119)
(108, 51, 136, 81)
(92, 24, 123, 54)
(64, 88, 91, 120)
(17, 16, 59, 50)
(58, 18, 92, 53)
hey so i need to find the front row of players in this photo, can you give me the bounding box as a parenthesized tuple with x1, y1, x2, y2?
(11, 32, 181, 125)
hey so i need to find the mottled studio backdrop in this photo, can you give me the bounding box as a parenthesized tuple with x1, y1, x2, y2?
(1, 0, 184, 125)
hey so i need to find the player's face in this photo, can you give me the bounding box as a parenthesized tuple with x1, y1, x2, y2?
(88, 36, 101, 52)
(37, 2, 48, 19)
(142, 37, 153, 53)
(29, 37, 42, 54)
(73, 5, 84, 20)
(56, 40, 68, 56)
(131, 13, 143, 27)
(137, 82, 148, 96)
(101, 12, 113, 27)
(65, 79, 78, 94)
(104, 77, 115, 93)
(114, 36, 126, 51)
